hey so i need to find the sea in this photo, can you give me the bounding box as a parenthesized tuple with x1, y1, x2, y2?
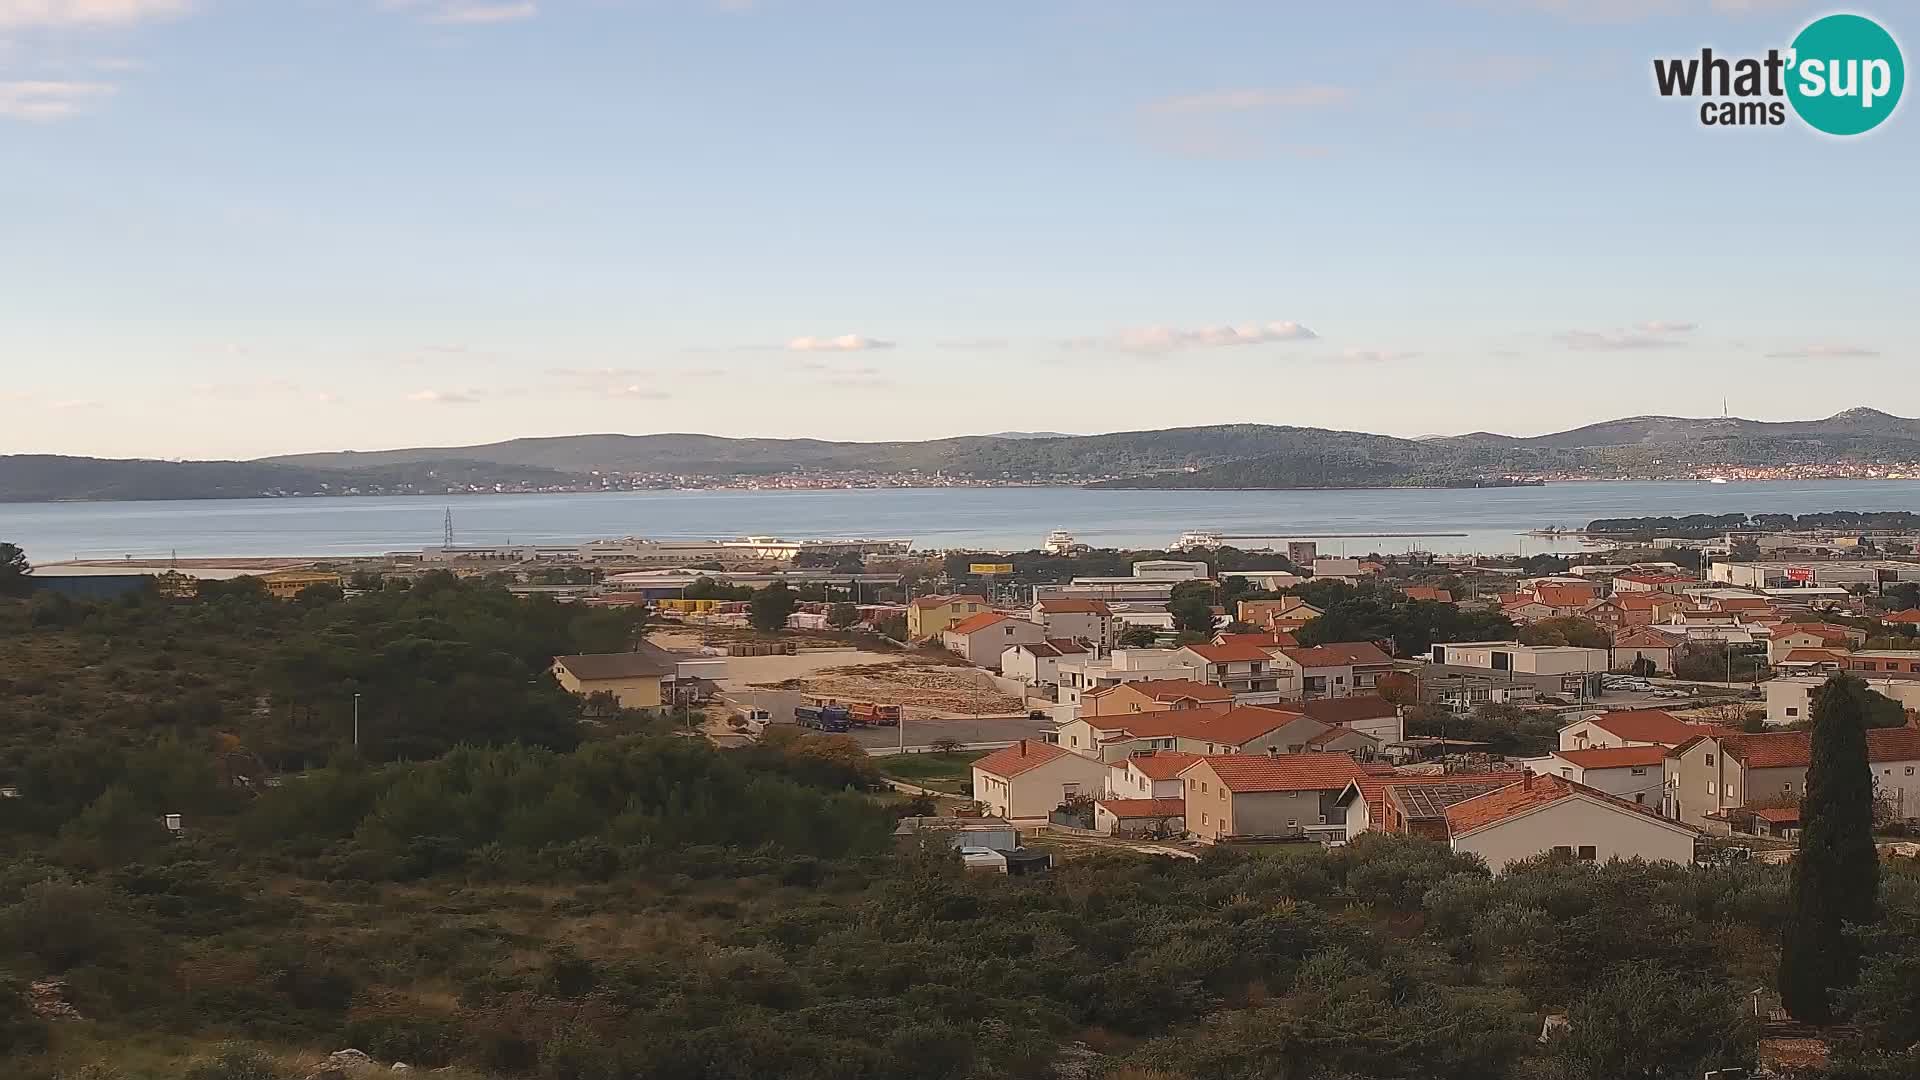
(8, 479, 1920, 564)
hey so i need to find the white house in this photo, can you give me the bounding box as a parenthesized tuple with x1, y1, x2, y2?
(1428, 641, 1609, 676)
(1311, 557, 1365, 581)
(1269, 642, 1396, 700)
(1443, 773, 1701, 874)
(942, 613, 1047, 669)
(1055, 649, 1203, 708)
(1767, 675, 1920, 727)
(1031, 598, 1115, 653)
(970, 740, 1113, 820)
(1558, 709, 1711, 751)
(1001, 639, 1089, 687)
(1104, 749, 1202, 799)
(1528, 745, 1668, 806)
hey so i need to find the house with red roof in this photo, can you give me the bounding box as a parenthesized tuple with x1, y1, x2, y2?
(1174, 641, 1288, 697)
(1443, 773, 1700, 873)
(941, 612, 1046, 668)
(1030, 598, 1115, 652)
(1615, 573, 1700, 595)
(1080, 678, 1230, 719)
(1214, 629, 1300, 649)
(1058, 704, 1366, 762)
(1105, 749, 1202, 799)
(1093, 797, 1188, 838)
(1557, 709, 1716, 752)
(906, 594, 989, 640)
(1270, 642, 1397, 699)
(1000, 639, 1089, 687)
(1768, 623, 1861, 664)
(1533, 745, 1668, 805)
(1609, 629, 1678, 674)
(1295, 694, 1404, 743)
(1179, 753, 1364, 842)
(1885, 609, 1920, 626)
(1667, 726, 1920, 829)
(1334, 770, 1527, 840)
(1401, 586, 1454, 604)
(970, 740, 1113, 820)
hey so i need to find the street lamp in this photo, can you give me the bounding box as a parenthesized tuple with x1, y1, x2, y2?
(352, 693, 361, 749)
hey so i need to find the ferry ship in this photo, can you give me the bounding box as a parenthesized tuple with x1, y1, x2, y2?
(1043, 529, 1076, 554)
(1173, 531, 1222, 550)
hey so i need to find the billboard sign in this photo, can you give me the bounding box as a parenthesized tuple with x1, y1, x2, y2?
(970, 562, 1014, 575)
(1786, 567, 1814, 583)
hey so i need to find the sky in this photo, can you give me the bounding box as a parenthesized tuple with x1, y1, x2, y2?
(1, 0, 1915, 460)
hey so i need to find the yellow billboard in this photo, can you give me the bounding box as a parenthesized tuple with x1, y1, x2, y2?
(969, 562, 1014, 575)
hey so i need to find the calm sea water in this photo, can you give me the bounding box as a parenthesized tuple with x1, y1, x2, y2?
(8, 480, 1920, 563)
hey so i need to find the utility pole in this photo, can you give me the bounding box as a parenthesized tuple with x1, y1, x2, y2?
(352, 693, 361, 749)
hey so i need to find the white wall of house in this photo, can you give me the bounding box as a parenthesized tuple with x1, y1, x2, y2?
(1035, 609, 1112, 650)
(1451, 795, 1697, 874)
(1543, 757, 1664, 804)
(944, 619, 1046, 668)
(1104, 760, 1185, 799)
(1002, 645, 1070, 686)
(972, 753, 1113, 820)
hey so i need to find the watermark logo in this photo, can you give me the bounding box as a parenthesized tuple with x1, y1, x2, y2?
(1654, 12, 1904, 135)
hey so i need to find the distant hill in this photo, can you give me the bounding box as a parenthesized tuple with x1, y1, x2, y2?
(8, 407, 1920, 501)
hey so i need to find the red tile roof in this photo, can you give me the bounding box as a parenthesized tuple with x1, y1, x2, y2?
(1443, 773, 1689, 836)
(1885, 609, 1920, 624)
(1749, 805, 1800, 824)
(1036, 598, 1112, 615)
(1013, 639, 1089, 659)
(1779, 648, 1848, 664)
(972, 739, 1074, 779)
(1552, 745, 1669, 769)
(1183, 641, 1279, 663)
(912, 593, 986, 609)
(1297, 695, 1398, 726)
(1401, 586, 1454, 603)
(1576, 709, 1714, 746)
(1130, 679, 1234, 703)
(1344, 770, 1528, 826)
(1613, 593, 1666, 610)
(1121, 750, 1203, 779)
(1217, 631, 1299, 648)
(946, 612, 1011, 636)
(1279, 642, 1394, 668)
(1706, 727, 1920, 770)
(1190, 753, 1362, 793)
(1096, 797, 1187, 819)
(1612, 629, 1676, 649)
(1534, 584, 1599, 607)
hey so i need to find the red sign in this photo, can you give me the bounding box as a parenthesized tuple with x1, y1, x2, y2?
(1786, 567, 1814, 583)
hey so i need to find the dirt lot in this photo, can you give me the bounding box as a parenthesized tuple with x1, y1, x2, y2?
(649, 624, 891, 654)
(753, 658, 1025, 718)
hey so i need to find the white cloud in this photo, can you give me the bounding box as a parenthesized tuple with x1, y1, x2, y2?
(0, 80, 114, 120)
(1765, 344, 1880, 360)
(937, 338, 1010, 351)
(1070, 321, 1318, 353)
(0, 1, 190, 29)
(1146, 86, 1351, 114)
(382, 0, 538, 24)
(406, 389, 482, 404)
(786, 334, 895, 352)
(1555, 322, 1694, 351)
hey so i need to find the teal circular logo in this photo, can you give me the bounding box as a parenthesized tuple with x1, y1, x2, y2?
(1787, 14, 1904, 135)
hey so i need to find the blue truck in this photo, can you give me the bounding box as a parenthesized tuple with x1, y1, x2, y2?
(793, 703, 852, 732)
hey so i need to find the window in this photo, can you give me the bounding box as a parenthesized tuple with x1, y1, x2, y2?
(1286, 819, 1297, 828)
(1201, 812, 1208, 825)
(1552, 845, 1572, 856)
(1786, 707, 1799, 717)
(1200, 781, 1208, 793)
(1578, 846, 1597, 861)
(1630, 767, 1647, 776)
(1705, 753, 1715, 766)
(1908, 767, 1915, 776)
(1318, 815, 1328, 824)
(1062, 783, 1080, 798)
(1784, 782, 1793, 793)
(1635, 793, 1646, 804)
(1219, 789, 1226, 802)
(1707, 781, 1716, 795)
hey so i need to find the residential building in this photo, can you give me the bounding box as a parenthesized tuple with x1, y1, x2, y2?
(1558, 709, 1715, 752)
(907, 594, 989, 640)
(1031, 598, 1115, 652)
(1427, 641, 1608, 676)
(1887, 609, 1920, 626)
(1531, 745, 1668, 805)
(1236, 597, 1326, 634)
(1667, 727, 1920, 827)
(1311, 557, 1365, 581)
(551, 651, 675, 712)
(1174, 641, 1285, 696)
(1766, 674, 1920, 727)
(1270, 642, 1397, 699)
(1769, 624, 1859, 663)
(1105, 749, 1202, 799)
(1445, 773, 1701, 873)
(1214, 629, 1299, 649)
(1287, 541, 1318, 565)
(1001, 639, 1089, 686)
(1501, 600, 1559, 624)
(942, 613, 1046, 668)
(1612, 591, 1678, 625)
(1401, 586, 1454, 603)
(1180, 753, 1363, 842)
(971, 740, 1113, 820)
(1058, 704, 1344, 761)
(1336, 770, 1527, 839)
(1054, 649, 1203, 707)
(1581, 598, 1629, 632)
(1093, 797, 1187, 837)
(1844, 650, 1920, 677)
(1610, 629, 1677, 674)
(1079, 678, 1231, 719)
(1296, 695, 1404, 743)
(1615, 573, 1702, 595)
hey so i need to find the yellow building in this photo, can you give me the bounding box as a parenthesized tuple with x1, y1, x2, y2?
(258, 570, 344, 600)
(551, 650, 677, 712)
(906, 593, 989, 640)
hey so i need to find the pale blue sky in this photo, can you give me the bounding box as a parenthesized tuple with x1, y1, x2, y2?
(1, 0, 1913, 459)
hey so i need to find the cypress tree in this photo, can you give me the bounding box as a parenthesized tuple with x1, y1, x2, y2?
(1778, 674, 1881, 1023)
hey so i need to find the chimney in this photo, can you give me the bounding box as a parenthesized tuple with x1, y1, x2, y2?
(1523, 772, 1535, 790)
(1019, 740, 1027, 756)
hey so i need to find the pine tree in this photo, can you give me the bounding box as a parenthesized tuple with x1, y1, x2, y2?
(1779, 674, 1881, 1024)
